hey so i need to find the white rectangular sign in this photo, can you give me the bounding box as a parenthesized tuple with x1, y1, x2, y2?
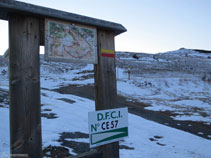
(88, 107, 128, 148)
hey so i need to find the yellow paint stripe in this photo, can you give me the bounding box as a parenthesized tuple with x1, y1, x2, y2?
(101, 49, 115, 54)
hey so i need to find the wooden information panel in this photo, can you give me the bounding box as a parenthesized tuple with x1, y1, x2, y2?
(45, 19, 97, 64)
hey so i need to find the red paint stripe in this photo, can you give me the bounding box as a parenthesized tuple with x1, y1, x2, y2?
(101, 53, 115, 58)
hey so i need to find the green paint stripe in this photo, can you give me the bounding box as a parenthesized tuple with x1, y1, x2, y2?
(92, 127, 128, 135)
(91, 127, 128, 145)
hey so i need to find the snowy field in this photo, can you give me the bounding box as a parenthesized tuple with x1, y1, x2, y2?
(116, 49, 211, 125)
(117, 68, 211, 124)
(1, 89, 211, 157)
(1, 50, 211, 157)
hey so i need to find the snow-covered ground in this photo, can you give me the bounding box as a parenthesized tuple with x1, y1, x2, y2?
(116, 49, 211, 125)
(1, 72, 211, 157)
(117, 68, 211, 124)
(0, 49, 211, 157)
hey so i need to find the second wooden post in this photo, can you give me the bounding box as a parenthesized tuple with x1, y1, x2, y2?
(94, 30, 119, 158)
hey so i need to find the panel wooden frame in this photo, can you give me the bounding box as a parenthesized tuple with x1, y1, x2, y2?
(44, 18, 98, 64)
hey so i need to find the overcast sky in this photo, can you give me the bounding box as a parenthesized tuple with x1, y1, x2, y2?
(0, 0, 210, 55)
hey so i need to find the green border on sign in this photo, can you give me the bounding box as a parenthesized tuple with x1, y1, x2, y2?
(91, 127, 128, 145)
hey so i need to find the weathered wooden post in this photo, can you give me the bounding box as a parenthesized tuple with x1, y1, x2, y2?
(128, 68, 131, 80)
(9, 14, 42, 157)
(94, 30, 119, 157)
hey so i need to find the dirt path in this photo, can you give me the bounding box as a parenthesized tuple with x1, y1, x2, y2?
(53, 84, 211, 140)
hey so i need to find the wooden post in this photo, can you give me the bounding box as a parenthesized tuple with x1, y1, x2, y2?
(9, 14, 42, 157)
(94, 30, 119, 158)
(128, 68, 131, 80)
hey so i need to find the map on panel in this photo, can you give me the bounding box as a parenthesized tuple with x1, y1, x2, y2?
(45, 19, 97, 63)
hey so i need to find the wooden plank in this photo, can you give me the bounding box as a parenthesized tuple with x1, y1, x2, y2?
(0, 0, 126, 36)
(94, 30, 119, 158)
(9, 14, 42, 158)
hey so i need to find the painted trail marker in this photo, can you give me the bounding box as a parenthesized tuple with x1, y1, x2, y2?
(88, 107, 128, 148)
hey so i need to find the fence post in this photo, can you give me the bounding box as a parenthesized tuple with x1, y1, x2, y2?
(9, 14, 42, 157)
(94, 30, 119, 158)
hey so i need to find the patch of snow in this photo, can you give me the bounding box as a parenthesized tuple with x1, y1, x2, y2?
(145, 105, 175, 112)
(173, 115, 211, 123)
(174, 100, 210, 109)
(117, 71, 211, 124)
(0, 108, 9, 155)
(41, 64, 94, 89)
(64, 138, 89, 143)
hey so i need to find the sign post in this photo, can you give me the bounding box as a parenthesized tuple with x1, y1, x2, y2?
(9, 14, 41, 157)
(88, 108, 128, 148)
(94, 30, 120, 158)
